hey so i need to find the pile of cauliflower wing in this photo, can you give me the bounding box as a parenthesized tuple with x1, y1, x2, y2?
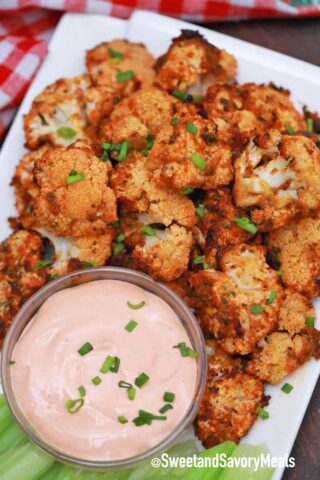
(2, 30, 320, 446)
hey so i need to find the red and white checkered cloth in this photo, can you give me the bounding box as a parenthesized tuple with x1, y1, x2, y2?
(1, 1, 319, 143)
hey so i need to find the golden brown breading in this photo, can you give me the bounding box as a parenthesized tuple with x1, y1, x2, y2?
(86, 40, 155, 96)
(24, 76, 91, 150)
(84, 86, 118, 125)
(204, 82, 305, 133)
(267, 214, 320, 298)
(233, 130, 320, 231)
(33, 141, 117, 237)
(279, 289, 315, 334)
(247, 330, 320, 384)
(155, 30, 236, 94)
(147, 104, 233, 191)
(99, 87, 175, 150)
(190, 244, 283, 355)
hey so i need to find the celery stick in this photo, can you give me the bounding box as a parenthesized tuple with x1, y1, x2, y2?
(55, 465, 130, 480)
(0, 395, 13, 435)
(0, 442, 55, 480)
(40, 463, 64, 480)
(219, 443, 274, 480)
(0, 422, 28, 455)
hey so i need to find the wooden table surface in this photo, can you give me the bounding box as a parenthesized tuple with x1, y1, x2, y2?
(203, 17, 320, 480)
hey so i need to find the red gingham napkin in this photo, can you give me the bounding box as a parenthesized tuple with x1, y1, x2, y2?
(1, 1, 319, 143)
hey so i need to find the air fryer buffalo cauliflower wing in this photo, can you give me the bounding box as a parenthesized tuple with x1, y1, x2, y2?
(86, 40, 155, 96)
(279, 289, 315, 334)
(99, 87, 175, 150)
(233, 130, 320, 231)
(204, 82, 305, 133)
(267, 214, 320, 298)
(190, 244, 283, 355)
(33, 141, 117, 237)
(155, 30, 237, 95)
(24, 76, 91, 150)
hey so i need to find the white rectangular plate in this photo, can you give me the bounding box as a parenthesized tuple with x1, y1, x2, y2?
(0, 11, 319, 480)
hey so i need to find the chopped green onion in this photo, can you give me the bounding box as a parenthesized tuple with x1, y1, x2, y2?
(79, 261, 95, 268)
(171, 118, 179, 126)
(117, 141, 129, 162)
(172, 89, 188, 101)
(133, 410, 166, 426)
(9, 360, 16, 365)
(146, 135, 155, 150)
(285, 124, 295, 135)
(186, 122, 198, 135)
(231, 217, 257, 234)
(92, 376, 102, 385)
(267, 291, 278, 304)
(281, 383, 294, 394)
(100, 355, 115, 374)
(110, 356, 120, 373)
(35, 259, 51, 270)
(141, 225, 156, 236)
(191, 153, 206, 171)
(66, 171, 85, 185)
(116, 70, 134, 83)
(141, 149, 149, 157)
(113, 243, 124, 255)
(116, 233, 125, 243)
(112, 220, 120, 228)
(127, 300, 145, 310)
(159, 404, 173, 414)
(196, 203, 205, 218)
(305, 316, 315, 327)
(78, 386, 86, 398)
(193, 95, 204, 102)
(118, 415, 128, 424)
(250, 305, 265, 314)
(163, 392, 175, 403)
(257, 407, 269, 420)
(174, 342, 199, 358)
(128, 387, 136, 400)
(276, 270, 283, 276)
(125, 320, 138, 332)
(78, 342, 93, 356)
(135, 372, 150, 388)
(193, 256, 205, 265)
(65, 398, 84, 414)
(57, 126, 76, 139)
(108, 48, 124, 61)
(306, 118, 313, 133)
(180, 187, 194, 195)
(48, 273, 59, 282)
(118, 381, 132, 389)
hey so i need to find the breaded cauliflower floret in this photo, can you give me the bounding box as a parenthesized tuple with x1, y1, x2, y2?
(84, 86, 118, 125)
(0, 275, 21, 348)
(190, 244, 283, 355)
(147, 105, 233, 190)
(247, 330, 320, 385)
(24, 76, 91, 150)
(233, 130, 320, 231)
(279, 290, 315, 334)
(204, 82, 305, 133)
(99, 87, 175, 150)
(155, 30, 236, 95)
(33, 141, 117, 237)
(86, 40, 155, 96)
(267, 215, 320, 298)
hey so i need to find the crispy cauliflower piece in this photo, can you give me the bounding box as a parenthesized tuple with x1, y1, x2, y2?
(33, 141, 117, 237)
(267, 215, 320, 298)
(279, 289, 315, 334)
(24, 76, 91, 150)
(84, 86, 118, 125)
(0, 274, 21, 348)
(204, 82, 305, 133)
(86, 40, 155, 96)
(99, 87, 175, 150)
(247, 330, 320, 384)
(147, 105, 233, 190)
(190, 244, 283, 355)
(233, 130, 320, 231)
(155, 30, 236, 95)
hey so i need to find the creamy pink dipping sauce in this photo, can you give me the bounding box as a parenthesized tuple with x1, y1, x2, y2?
(11, 280, 198, 461)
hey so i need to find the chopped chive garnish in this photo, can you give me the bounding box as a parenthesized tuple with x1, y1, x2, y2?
(285, 124, 295, 135)
(180, 187, 194, 195)
(78, 342, 93, 356)
(117, 141, 129, 162)
(128, 386, 136, 400)
(174, 342, 199, 358)
(102, 142, 111, 150)
(250, 305, 264, 314)
(141, 225, 156, 236)
(57, 126, 76, 139)
(108, 48, 124, 61)
(267, 291, 278, 304)
(193, 256, 205, 265)
(116, 233, 125, 243)
(118, 415, 128, 424)
(65, 398, 84, 414)
(48, 273, 59, 282)
(112, 220, 120, 228)
(110, 356, 120, 373)
(231, 217, 257, 234)
(66, 171, 85, 185)
(186, 122, 198, 135)
(133, 410, 166, 426)
(196, 203, 205, 218)
(92, 376, 102, 385)
(100, 355, 115, 374)
(135, 372, 150, 388)
(141, 149, 149, 157)
(276, 270, 283, 276)
(79, 261, 95, 268)
(127, 300, 145, 310)
(116, 70, 134, 83)
(281, 383, 294, 394)
(191, 153, 206, 171)
(159, 404, 173, 414)
(113, 243, 124, 255)
(305, 316, 315, 327)
(118, 381, 132, 389)
(257, 407, 269, 420)
(193, 95, 203, 102)
(146, 135, 155, 150)
(163, 392, 175, 403)
(171, 118, 179, 126)
(78, 386, 86, 398)
(125, 320, 138, 332)
(9, 360, 16, 365)
(172, 89, 188, 101)
(35, 259, 51, 269)
(306, 118, 313, 133)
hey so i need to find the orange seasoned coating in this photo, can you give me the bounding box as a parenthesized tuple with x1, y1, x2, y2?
(247, 330, 320, 385)
(279, 290, 315, 334)
(147, 104, 233, 191)
(155, 30, 236, 94)
(86, 40, 155, 96)
(84, 86, 118, 125)
(267, 214, 320, 298)
(33, 141, 117, 237)
(233, 130, 320, 231)
(24, 76, 91, 150)
(99, 87, 175, 150)
(190, 244, 283, 355)
(204, 82, 305, 133)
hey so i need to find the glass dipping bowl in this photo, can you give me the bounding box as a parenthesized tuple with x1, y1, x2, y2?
(1, 267, 207, 470)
